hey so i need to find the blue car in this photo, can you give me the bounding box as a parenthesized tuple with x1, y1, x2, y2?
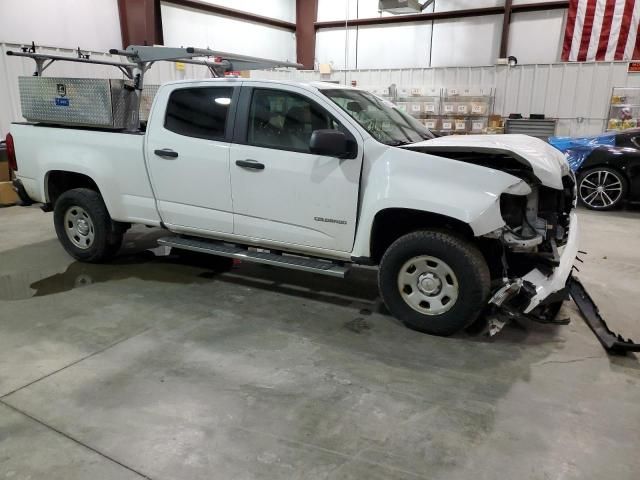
(549, 129, 640, 210)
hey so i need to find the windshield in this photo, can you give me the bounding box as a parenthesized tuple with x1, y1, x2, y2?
(322, 89, 434, 146)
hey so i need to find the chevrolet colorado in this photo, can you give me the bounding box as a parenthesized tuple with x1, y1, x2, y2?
(8, 78, 580, 337)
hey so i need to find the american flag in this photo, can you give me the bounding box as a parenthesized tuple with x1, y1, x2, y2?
(562, 0, 640, 61)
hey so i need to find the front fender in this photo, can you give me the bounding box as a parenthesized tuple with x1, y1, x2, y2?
(352, 145, 524, 257)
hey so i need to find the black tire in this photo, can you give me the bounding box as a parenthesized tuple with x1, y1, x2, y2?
(378, 230, 490, 336)
(53, 188, 123, 263)
(577, 167, 627, 210)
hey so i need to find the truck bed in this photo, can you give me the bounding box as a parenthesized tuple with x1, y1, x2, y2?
(11, 123, 161, 226)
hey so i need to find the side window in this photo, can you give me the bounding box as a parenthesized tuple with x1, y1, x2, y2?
(165, 87, 233, 141)
(247, 89, 341, 153)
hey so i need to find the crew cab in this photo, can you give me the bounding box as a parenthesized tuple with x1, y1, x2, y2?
(8, 78, 579, 336)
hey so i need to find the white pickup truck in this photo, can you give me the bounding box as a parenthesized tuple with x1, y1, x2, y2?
(7, 78, 580, 337)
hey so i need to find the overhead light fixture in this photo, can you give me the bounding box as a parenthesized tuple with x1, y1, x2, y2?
(378, 0, 434, 14)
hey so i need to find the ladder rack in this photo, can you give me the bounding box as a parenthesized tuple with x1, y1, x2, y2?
(7, 43, 301, 132)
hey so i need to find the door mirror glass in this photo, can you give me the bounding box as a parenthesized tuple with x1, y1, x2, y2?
(310, 129, 350, 157)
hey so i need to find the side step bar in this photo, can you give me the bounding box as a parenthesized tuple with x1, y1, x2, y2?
(569, 276, 640, 354)
(158, 236, 351, 278)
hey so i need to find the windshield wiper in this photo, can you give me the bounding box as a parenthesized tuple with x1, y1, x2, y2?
(387, 140, 411, 147)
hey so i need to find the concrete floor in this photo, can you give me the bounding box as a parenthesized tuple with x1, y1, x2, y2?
(1, 205, 639, 480)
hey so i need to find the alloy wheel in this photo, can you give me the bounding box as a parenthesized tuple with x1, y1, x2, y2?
(579, 170, 623, 209)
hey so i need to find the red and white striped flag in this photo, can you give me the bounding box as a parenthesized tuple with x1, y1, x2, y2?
(562, 0, 640, 61)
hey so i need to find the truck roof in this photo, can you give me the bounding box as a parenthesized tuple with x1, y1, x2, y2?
(160, 77, 358, 92)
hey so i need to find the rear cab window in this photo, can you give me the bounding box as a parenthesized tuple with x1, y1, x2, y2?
(165, 87, 234, 140)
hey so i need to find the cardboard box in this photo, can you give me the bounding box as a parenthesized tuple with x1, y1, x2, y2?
(0, 162, 9, 182)
(0, 181, 18, 206)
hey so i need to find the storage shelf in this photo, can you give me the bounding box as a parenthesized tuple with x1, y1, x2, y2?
(379, 85, 496, 134)
(607, 87, 640, 131)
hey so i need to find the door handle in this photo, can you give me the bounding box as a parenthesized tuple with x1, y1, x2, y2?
(236, 159, 265, 170)
(154, 149, 179, 159)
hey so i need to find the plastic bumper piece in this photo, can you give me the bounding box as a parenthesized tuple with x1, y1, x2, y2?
(569, 276, 640, 354)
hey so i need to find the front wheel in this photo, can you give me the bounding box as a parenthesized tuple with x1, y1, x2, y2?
(578, 167, 627, 210)
(378, 231, 490, 336)
(53, 188, 123, 263)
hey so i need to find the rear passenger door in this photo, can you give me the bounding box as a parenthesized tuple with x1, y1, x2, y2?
(146, 83, 239, 234)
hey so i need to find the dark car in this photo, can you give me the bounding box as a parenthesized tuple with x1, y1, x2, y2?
(549, 129, 640, 210)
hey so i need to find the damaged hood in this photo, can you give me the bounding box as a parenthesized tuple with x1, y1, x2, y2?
(405, 134, 570, 189)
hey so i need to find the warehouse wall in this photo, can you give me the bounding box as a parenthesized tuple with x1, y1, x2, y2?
(251, 62, 640, 137)
(160, 1, 297, 63)
(3, 38, 640, 140)
(315, 0, 566, 69)
(0, 0, 121, 52)
(183, 0, 296, 23)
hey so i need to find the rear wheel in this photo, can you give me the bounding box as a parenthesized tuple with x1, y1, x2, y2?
(378, 230, 490, 336)
(578, 167, 627, 210)
(53, 188, 123, 263)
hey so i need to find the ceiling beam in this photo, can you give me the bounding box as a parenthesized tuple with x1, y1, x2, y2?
(314, 1, 569, 29)
(164, 0, 297, 31)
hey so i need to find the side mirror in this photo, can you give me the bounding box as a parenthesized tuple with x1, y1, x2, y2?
(310, 129, 351, 158)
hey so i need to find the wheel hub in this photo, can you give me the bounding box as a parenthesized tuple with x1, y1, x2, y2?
(76, 218, 90, 235)
(417, 272, 442, 295)
(63, 206, 95, 250)
(397, 255, 459, 316)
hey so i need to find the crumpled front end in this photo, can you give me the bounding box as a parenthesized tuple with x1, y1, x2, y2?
(481, 172, 580, 330)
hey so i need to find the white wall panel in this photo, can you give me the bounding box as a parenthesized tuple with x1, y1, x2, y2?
(317, 0, 431, 21)
(433, 0, 502, 11)
(430, 15, 502, 67)
(356, 22, 431, 69)
(187, 0, 296, 22)
(160, 2, 296, 62)
(508, 11, 565, 64)
(251, 62, 635, 136)
(315, 27, 358, 70)
(512, 0, 562, 4)
(317, 0, 358, 21)
(0, 0, 121, 52)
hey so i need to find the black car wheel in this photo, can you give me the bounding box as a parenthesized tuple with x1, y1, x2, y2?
(53, 188, 124, 263)
(378, 230, 490, 336)
(578, 167, 627, 210)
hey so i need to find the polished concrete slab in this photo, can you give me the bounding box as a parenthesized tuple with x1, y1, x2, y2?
(1, 205, 639, 479)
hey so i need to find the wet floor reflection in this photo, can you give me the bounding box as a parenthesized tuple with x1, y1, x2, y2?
(0, 239, 381, 309)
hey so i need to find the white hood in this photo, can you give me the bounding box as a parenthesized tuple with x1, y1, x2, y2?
(407, 134, 569, 189)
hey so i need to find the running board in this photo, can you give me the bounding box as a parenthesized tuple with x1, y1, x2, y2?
(568, 276, 640, 354)
(158, 236, 350, 278)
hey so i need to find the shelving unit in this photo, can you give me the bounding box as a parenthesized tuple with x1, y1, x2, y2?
(366, 85, 495, 135)
(607, 87, 640, 131)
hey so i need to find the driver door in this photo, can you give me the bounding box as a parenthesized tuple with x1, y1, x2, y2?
(229, 85, 363, 252)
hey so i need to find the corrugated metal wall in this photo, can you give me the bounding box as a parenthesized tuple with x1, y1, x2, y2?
(253, 62, 640, 136)
(2, 41, 640, 138)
